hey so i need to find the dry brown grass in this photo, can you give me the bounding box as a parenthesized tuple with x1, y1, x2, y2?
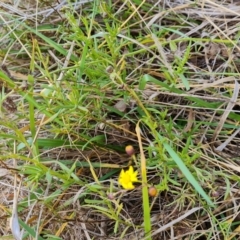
(1, 0, 240, 239)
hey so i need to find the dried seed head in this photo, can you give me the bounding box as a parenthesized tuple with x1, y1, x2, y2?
(148, 186, 157, 197)
(114, 100, 127, 112)
(107, 193, 115, 200)
(125, 145, 135, 156)
(211, 190, 220, 198)
(106, 66, 114, 73)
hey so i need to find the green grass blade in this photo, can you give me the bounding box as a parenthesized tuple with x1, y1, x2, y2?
(162, 141, 215, 207)
(22, 24, 79, 62)
(19, 219, 45, 240)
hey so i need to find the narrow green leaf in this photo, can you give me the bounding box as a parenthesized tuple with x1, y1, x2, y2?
(22, 24, 79, 62)
(163, 141, 215, 207)
(178, 73, 190, 90)
(19, 219, 45, 240)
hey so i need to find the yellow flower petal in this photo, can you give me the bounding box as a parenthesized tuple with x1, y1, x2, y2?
(123, 181, 134, 190)
(129, 166, 138, 182)
(118, 166, 138, 190)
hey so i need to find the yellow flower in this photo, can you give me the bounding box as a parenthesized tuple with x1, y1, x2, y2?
(118, 166, 138, 190)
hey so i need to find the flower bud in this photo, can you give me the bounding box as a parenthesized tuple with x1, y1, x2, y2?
(125, 145, 135, 156)
(148, 186, 157, 197)
(106, 66, 114, 73)
(211, 190, 220, 198)
(107, 193, 115, 200)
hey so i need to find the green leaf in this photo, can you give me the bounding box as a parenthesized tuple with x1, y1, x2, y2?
(22, 24, 79, 62)
(162, 140, 215, 207)
(19, 219, 45, 240)
(178, 73, 190, 90)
